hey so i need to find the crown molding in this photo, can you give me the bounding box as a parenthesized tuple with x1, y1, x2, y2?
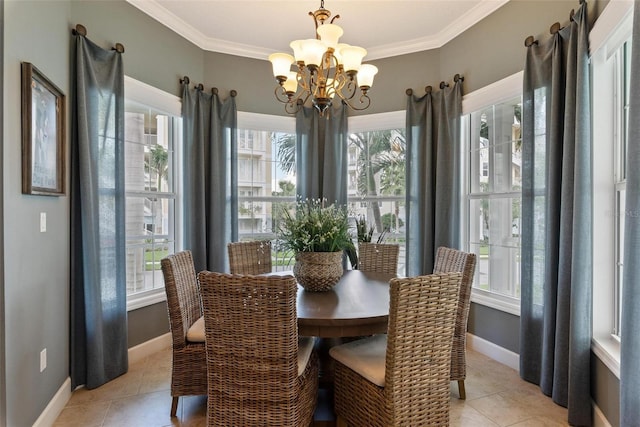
(127, 0, 510, 61)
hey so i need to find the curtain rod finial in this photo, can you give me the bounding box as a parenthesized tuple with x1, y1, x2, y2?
(72, 24, 87, 36)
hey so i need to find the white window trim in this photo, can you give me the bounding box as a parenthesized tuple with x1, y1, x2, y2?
(125, 76, 183, 312)
(589, 0, 632, 379)
(462, 71, 523, 316)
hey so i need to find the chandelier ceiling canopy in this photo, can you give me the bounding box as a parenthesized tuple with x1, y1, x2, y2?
(268, 0, 378, 116)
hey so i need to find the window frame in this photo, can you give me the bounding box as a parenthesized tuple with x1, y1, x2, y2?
(124, 76, 183, 311)
(590, 0, 633, 379)
(348, 111, 407, 274)
(462, 71, 523, 316)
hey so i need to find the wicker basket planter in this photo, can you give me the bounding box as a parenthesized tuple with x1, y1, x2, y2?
(294, 251, 343, 292)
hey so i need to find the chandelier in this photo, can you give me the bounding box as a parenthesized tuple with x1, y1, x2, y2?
(268, 0, 378, 116)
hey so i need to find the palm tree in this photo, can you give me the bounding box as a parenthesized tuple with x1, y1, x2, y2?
(379, 161, 405, 232)
(148, 145, 169, 192)
(349, 130, 406, 232)
(274, 129, 407, 233)
(275, 132, 296, 175)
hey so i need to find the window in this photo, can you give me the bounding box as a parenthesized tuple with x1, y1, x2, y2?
(614, 40, 631, 338)
(462, 72, 523, 315)
(124, 77, 182, 310)
(590, 0, 632, 378)
(236, 111, 407, 274)
(236, 113, 296, 271)
(347, 127, 406, 274)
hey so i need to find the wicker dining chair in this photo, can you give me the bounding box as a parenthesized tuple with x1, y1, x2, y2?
(227, 240, 272, 275)
(432, 246, 477, 400)
(160, 250, 207, 417)
(198, 271, 319, 427)
(330, 272, 462, 427)
(357, 242, 399, 274)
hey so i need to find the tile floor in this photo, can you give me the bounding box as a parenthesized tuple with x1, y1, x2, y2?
(53, 346, 569, 427)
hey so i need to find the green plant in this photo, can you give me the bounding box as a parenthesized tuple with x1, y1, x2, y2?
(355, 215, 374, 243)
(278, 199, 353, 253)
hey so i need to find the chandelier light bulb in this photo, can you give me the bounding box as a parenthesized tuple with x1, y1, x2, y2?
(283, 71, 299, 93)
(316, 23, 343, 50)
(301, 39, 325, 67)
(290, 40, 306, 63)
(340, 46, 367, 74)
(357, 64, 378, 89)
(268, 53, 294, 79)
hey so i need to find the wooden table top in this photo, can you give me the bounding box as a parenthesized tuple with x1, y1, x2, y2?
(272, 269, 395, 338)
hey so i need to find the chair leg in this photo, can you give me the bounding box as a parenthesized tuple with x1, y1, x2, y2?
(457, 380, 466, 400)
(170, 396, 179, 417)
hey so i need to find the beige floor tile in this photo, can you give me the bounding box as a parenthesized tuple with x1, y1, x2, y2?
(509, 416, 570, 426)
(450, 399, 500, 427)
(67, 370, 144, 405)
(468, 393, 535, 426)
(53, 347, 572, 427)
(102, 391, 179, 427)
(52, 400, 111, 427)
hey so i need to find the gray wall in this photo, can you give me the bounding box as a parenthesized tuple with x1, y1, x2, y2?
(3, 1, 72, 425)
(0, 0, 619, 425)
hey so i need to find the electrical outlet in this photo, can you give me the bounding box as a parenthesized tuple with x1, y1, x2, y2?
(40, 212, 46, 233)
(40, 348, 47, 372)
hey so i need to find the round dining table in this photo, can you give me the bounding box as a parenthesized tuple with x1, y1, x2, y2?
(271, 269, 395, 338)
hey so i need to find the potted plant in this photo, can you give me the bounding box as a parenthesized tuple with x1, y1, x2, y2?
(278, 198, 353, 291)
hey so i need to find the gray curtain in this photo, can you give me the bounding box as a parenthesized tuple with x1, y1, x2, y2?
(519, 4, 591, 425)
(405, 81, 462, 276)
(295, 102, 348, 206)
(621, 2, 640, 424)
(70, 34, 127, 389)
(181, 84, 237, 272)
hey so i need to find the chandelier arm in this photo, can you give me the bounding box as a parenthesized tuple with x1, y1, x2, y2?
(334, 77, 357, 101)
(341, 93, 372, 111)
(285, 100, 303, 115)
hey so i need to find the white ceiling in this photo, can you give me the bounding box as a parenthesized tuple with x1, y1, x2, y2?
(126, 0, 510, 60)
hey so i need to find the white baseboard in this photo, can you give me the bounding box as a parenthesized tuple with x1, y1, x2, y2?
(593, 402, 613, 427)
(128, 332, 171, 364)
(32, 377, 71, 427)
(467, 332, 520, 371)
(34, 333, 171, 427)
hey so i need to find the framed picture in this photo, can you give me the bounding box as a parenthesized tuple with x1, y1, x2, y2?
(21, 62, 66, 196)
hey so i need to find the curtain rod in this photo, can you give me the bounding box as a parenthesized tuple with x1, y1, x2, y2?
(71, 24, 125, 53)
(179, 76, 237, 97)
(524, 0, 583, 47)
(405, 74, 463, 96)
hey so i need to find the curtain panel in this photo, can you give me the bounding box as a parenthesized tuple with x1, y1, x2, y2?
(405, 81, 463, 276)
(70, 34, 127, 389)
(519, 4, 591, 425)
(295, 103, 348, 206)
(181, 84, 237, 272)
(621, 2, 640, 424)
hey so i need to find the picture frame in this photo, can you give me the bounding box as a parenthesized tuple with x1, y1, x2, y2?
(21, 62, 66, 196)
